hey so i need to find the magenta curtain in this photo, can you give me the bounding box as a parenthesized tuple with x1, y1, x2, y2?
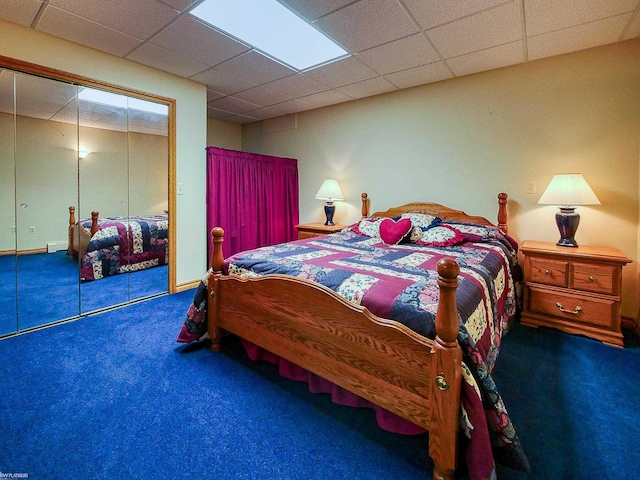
(206, 146, 299, 261)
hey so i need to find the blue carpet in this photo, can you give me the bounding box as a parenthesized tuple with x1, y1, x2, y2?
(493, 324, 640, 479)
(0, 291, 430, 479)
(0, 251, 167, 336)
(1, 291, 639, 479)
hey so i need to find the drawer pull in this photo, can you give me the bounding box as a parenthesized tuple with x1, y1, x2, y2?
(545, 269, 552, 276)
(589, 275, 596, 282)
(556, 302, 582, 315)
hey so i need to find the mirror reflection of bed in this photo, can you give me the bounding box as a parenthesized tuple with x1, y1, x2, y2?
(68, 207, 169, 313)
(0, 67, 170, 335)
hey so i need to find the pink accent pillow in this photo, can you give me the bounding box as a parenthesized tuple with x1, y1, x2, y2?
(379, 218, 412, 245)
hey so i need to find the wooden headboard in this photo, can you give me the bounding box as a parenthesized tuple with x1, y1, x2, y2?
(361, 192, 509, 234)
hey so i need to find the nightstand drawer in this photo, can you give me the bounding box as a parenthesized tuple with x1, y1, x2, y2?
(572, 263, 616, 295)
(526, 257, 568, 287)
(526, 286, 617, 329)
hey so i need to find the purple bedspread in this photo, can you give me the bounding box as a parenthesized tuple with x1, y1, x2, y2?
(80, 214, 168, 281)
(177, 223, 529, 478)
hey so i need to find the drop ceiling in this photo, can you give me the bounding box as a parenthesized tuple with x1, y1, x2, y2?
(1, 0, 639, 125)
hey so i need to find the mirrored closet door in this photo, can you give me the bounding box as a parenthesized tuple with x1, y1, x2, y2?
(0, 64, 170, 337)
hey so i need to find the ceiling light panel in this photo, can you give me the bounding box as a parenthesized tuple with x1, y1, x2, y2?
(190, 0, 348, 70)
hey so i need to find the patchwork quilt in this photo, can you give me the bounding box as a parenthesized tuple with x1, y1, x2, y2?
(177, 219, 529, 478)
(80, 214, 168, 281)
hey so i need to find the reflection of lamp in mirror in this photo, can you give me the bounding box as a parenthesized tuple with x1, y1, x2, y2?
(315, 179, 344, 226)
(78, 148, 90, 159)
(538, 173, 601, 247)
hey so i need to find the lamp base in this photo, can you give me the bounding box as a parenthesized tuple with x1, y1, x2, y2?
(323, 203, 336, 226)
(555, 207, 580, 247)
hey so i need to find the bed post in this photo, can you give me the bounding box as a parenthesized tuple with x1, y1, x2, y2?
(68, 206, 76, 257)
(90, 211, 99, 236)
(208, 227, 225, 352)
(429, 258, 462, 480)
(361, 192, 368, 218)
(497, 192, 508, 234)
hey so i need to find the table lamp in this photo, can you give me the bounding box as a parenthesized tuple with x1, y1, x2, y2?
(538, 173, 600, 247)
(315, 179, 344, 226)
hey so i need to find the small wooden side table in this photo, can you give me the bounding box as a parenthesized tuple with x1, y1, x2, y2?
(296, 222, 346, 240)
(520, 240, 631, 347)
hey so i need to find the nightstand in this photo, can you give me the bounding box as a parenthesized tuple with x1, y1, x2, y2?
(296, 222, 346, 240)
(520, 240, 631, 347)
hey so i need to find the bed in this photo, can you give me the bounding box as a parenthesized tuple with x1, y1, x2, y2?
(177, 193, 529, 480)
(67, 206, 168, 281)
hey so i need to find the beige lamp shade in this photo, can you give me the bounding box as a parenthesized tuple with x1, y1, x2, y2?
(538, 174, 600, 207)
(315, 179, 344, 201)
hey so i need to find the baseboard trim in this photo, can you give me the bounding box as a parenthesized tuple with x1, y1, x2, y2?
(176, 280, 200, 292)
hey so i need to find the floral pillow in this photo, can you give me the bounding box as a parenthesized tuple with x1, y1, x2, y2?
(352, 217, 386, 238)
(400, 212, 441, 229)
(413, 224, 464, 247)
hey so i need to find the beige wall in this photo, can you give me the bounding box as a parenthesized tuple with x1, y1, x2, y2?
(242, 39, 640, 319)
(207, 118, 242, 150)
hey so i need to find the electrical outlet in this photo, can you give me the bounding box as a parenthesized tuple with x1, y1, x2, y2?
(526, 180, 537, 194)
(29, 225, 36, 234)
(11, 226, 16, 234)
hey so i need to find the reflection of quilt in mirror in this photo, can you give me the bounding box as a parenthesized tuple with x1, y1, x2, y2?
(177, 225, 530, 478)
(79, 214, 168, 281)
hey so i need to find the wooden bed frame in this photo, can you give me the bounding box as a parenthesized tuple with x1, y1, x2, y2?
(68, 206, 100, 259)
(206, 193, 509, 480)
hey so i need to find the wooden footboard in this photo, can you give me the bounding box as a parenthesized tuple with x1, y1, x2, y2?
(68, 206, 99, 259)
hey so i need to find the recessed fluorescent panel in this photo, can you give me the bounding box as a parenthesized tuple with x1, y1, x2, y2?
(78, 88, 168, 115)
(190, 0, 348, 71)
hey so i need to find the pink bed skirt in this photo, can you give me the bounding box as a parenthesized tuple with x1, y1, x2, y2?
(240, 338, 425, 436)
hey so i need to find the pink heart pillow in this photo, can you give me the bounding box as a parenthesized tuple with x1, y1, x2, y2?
(379, 218, 412, 245)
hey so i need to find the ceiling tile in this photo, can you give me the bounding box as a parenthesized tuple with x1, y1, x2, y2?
(528, 14, 633, 61)
(0, 0, 42, 26)
(384, 62, 453, 89)
(206, 89, 226, 102)
(49, 0, 180, 39)
(446, 41, 524, 77)
(263, 73, 331, 99)
(126, 42, 209, 77)
(151, 15, 250, 66)
(623, 13, 640, 39)
(37, 6, 142, 57)
(281, 0, 355, 21)
(207, 106, 234, 118)
(313, 0, 419, 52)
(304, 56, 378, 88)
(233, 85, 290, 107)
(157, 0, 199, 12)
(355, 33, 440, 75)
(404, 0, 510, 30)
(297, 88, 353, 110)
(208, 95, 261, 114)
(190, 68, 256, 95)
(427, 2, 522, 59)
(247, 98, 312, 119)
(336, 75, 397, 99)
(525, 0, 639, 37)
(213, 51, 296, 85)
